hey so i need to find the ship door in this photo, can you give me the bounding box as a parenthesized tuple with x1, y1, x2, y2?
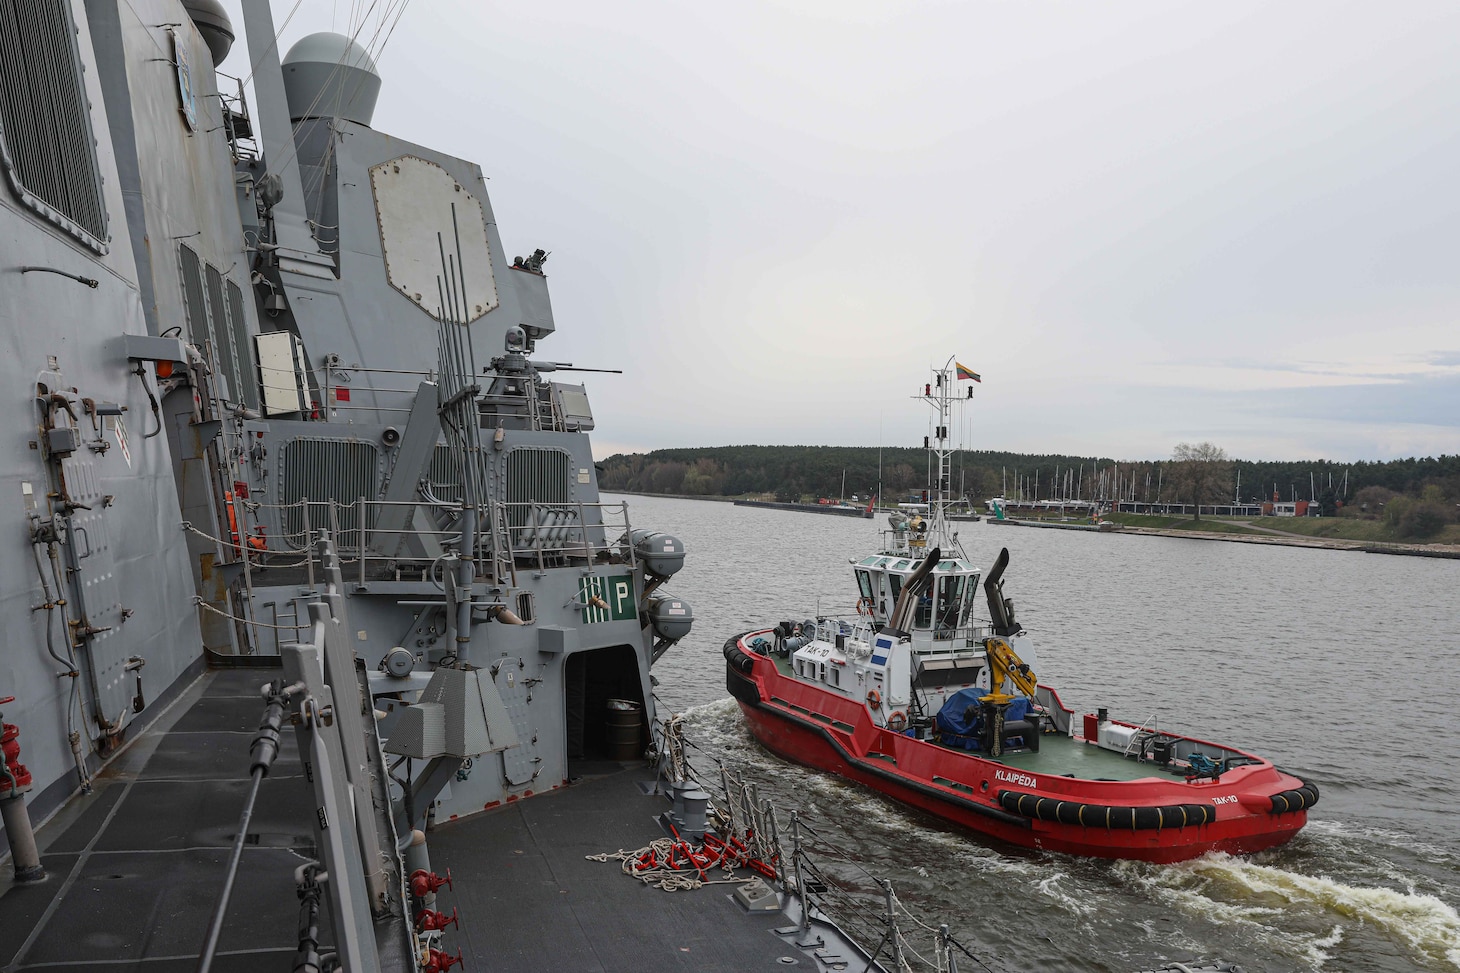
(564, 645, 645, 770)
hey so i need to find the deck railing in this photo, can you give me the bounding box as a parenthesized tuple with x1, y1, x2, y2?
(655, 720, 990, 973)
(194, 496, 636, 654)
(228, 496, 634, 572)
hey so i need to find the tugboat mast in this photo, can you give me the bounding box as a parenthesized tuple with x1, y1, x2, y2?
(918, 357, 969, 557)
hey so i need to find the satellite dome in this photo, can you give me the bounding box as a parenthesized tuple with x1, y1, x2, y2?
(281, 32, 381, 127)
(182, 0, 234, 65)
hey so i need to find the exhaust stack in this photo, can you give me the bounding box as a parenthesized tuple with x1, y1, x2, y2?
(886, 546, 941, 635)
(983, 547, 1022, 637)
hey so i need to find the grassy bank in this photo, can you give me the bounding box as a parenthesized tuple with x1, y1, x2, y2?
(1246, 516, 1460, 545)
(1100, 513, 1265, 535)
(1104, 512, 1460, 545)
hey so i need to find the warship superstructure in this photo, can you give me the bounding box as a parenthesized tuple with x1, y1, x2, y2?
(0, 1, 731, 968)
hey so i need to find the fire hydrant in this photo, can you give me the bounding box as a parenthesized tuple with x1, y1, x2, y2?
(415, 907, 459, 933)
(423, 947, 463, 972)
(409, 867, 453, 899)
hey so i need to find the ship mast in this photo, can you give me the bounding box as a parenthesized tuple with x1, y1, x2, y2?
(920, 357, 965, 558)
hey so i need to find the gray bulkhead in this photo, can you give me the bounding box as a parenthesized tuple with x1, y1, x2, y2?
(85, 0, 270, 657)
(0, 0, 221, 821)
(0, 0, 686, 955)
(229, 32, 669, 820)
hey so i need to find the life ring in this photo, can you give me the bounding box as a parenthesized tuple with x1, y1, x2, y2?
(866, 689, 881, 709)
(856, 597, 874, 616)
(887, 711, 907, 732)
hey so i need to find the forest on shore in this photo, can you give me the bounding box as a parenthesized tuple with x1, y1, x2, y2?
(598, 444, 1460, 510)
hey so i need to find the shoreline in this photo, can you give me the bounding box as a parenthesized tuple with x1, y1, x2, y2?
(1113, 524, 1460, 558)
(607, 492, 1460, 559)
(998, 518, 1460, 559)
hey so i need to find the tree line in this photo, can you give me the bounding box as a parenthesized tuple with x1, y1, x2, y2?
(598, 444, 1460, 509)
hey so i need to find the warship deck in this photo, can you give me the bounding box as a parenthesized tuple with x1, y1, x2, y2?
(429, 765, 841, 971)
(0, 665, 856, 972)
(0, 666, 344, 972)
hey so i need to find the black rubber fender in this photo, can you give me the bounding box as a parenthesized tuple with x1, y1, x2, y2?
(722, 632, 758, 674)
(723, 632, 762, 705)
(1269, 775, 1320, 814)
(998, 791, 1217, 830)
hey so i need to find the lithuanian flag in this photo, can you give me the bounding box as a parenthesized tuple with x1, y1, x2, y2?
(956, 362, 981, 383)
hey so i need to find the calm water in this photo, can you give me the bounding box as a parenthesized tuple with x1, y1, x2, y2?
(619, 493, 1460, 973)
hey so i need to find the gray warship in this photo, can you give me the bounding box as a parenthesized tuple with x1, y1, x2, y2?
(0, 4, 1256, 971)
(0, 1, 901, 969)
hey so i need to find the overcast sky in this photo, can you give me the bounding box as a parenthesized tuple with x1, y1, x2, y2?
(221, 1, 1460, 462)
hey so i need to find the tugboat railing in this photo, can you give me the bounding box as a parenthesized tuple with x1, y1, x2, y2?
(801, 617, 992, 654)
(1123, 713, 1161, 758)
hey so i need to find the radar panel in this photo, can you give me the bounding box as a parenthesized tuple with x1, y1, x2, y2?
(370, 155, 499, 323)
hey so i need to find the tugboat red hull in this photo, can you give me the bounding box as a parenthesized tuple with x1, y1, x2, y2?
(726, 633, 1313, 863)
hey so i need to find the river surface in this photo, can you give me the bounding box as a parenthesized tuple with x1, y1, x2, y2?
(618, 493, 1460, 973)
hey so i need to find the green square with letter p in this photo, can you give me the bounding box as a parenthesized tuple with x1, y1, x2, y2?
(579, 574, 636, 623)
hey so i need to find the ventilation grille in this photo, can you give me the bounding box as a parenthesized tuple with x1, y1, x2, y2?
(0, 0, 107, 246)
(428, 445, 462, 504)
(280, 439, 380, 550)
(226, 280, 259, 412)
(205, 263, 237, 403)
(505, 447, 572, 549)
(179, 245, 209, 347)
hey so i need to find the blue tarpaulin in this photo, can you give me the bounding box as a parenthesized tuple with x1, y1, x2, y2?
(935, 688, 1032, 737)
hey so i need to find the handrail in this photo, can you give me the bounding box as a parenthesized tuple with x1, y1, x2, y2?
(654, 724, 988, 973)
(1123, 713, 1161, 758)
(223, 497, 636, 586)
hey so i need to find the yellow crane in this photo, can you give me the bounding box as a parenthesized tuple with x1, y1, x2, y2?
(977, 637, 1040, 756)
(979, 636, 1038, 705)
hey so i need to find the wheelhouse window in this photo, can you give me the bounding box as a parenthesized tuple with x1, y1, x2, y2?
(855, 570, 874, 602)
(936, 574, 968, 634)
(915, 587, 933, 629)
(0, 0, 108, 250)
(960, 576, 981, 627)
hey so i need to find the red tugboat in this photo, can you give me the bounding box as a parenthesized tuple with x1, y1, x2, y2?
(723, 362, 1317, 863)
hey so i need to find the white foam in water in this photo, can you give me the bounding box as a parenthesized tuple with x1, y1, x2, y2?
(1035, 873, 1098, 918)
(1305, 817, 1460, 872)
(1188, 854, 1460, 970)
(1111, 857, 1326, 965)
